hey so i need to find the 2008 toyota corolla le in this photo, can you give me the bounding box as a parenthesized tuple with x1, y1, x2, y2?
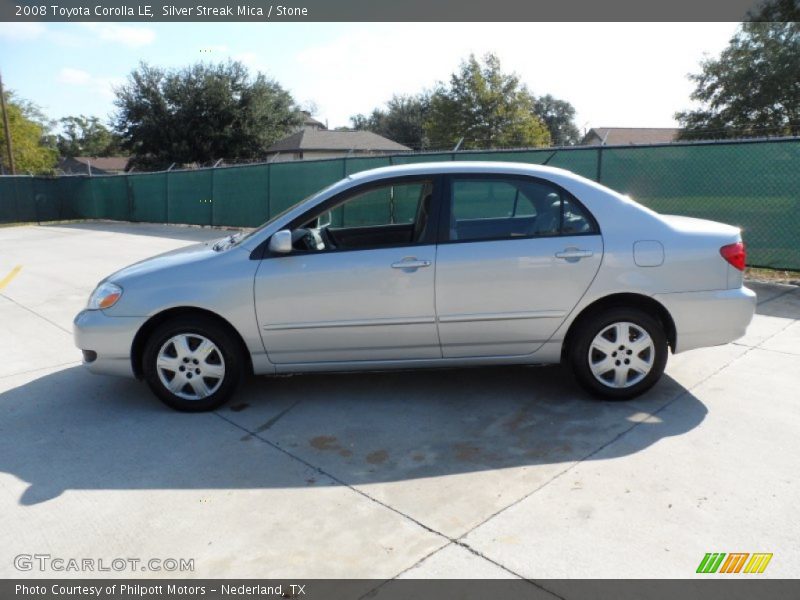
(74, 162, 756, 411)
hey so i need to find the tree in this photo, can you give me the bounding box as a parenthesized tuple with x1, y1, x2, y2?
(426, 54, 550, 150)
(350, 94, 431, 150)
(57, 115, 123, 157)
(675, 2, 800, 139)
(113, 61, 301, 169)
(0, 91, 57, 174)
(533, 94, 581, 146)
(749, 0, 800, 22)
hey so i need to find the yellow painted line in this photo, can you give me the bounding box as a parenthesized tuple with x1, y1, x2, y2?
(0, 265, 22, 291)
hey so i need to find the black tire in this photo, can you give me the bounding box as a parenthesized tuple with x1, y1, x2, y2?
(568, 307, 668, 400)
(142, 315, 245, 412)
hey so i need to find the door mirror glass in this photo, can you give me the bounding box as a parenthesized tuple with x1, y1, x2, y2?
(268, 229, 293, 254)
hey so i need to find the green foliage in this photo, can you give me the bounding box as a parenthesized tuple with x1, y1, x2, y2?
(0, 92, 57, 174)
(748, 0, 800, 21)
(533, 94, 581, 146)
(676, 3, 800, 139)
(57, 115, 123, 157)
(350, 94, 431, 150)
(426, 54, 551, 150)
(350, 54, 579, 151)
(113, 61, 301, 170)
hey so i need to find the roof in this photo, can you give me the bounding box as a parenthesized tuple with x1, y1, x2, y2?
(302, 114, 325, 128)
(347, 161, 574, 183)
(57, 156, 130, 174)
(582, 127, 680, 146)
(267, 129, 411, 153)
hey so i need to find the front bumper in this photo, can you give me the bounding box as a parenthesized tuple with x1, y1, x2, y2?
(654, 286, 757, 353)
(73, 310, 147, 378)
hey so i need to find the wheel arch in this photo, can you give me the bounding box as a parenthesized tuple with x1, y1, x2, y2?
(562, 293, 677, 359)
(131, 306, 253, 379)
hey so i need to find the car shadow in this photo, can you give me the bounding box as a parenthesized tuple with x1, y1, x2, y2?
(0, 364, 706, 505)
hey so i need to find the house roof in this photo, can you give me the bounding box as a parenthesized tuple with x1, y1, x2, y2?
(583, 127, 680, 146)
(57, 156, 130, 173)
(303, 113, 325, 128)
(267, 129, 411, 153)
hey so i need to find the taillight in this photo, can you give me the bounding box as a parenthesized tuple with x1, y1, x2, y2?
(720, 241, 746, 271)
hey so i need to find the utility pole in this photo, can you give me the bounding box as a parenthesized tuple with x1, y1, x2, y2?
(0, 71, 15, 175)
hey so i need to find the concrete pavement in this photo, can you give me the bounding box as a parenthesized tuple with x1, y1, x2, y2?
(1, 222, 797, 584)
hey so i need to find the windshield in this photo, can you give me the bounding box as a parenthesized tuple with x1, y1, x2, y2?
(228, 181, 343, 248)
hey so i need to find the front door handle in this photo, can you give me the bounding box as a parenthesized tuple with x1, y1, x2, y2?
(391, 258, 431, 269)
(555, 249, 594, 260)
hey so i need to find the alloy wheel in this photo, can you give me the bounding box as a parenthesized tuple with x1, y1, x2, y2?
(588, 321, 655, 389)
(156, 333, 226, 400)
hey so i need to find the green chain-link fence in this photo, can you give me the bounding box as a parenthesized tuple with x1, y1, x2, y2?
(1, 138, 798, 268)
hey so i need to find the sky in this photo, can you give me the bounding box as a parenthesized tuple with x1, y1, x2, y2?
(0, 22, 740, 135)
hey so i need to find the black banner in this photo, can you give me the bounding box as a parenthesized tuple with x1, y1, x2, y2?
(4, 580, 800, 600)
(1, 0, 767, 23)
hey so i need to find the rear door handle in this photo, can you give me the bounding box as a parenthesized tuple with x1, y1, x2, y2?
(555, 249, 594, 260)
(391, 258, 431, 269)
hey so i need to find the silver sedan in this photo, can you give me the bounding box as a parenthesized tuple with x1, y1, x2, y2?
(74, 162, 756, 411)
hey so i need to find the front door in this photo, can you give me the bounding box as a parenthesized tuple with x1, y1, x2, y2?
(435, 175, 603, 358)
(255, 177, 441, 364)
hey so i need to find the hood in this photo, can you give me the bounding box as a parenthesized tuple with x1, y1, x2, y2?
(104, 239, 224, 283)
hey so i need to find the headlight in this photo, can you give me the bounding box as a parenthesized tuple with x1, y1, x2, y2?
(86, 282, 123, 310)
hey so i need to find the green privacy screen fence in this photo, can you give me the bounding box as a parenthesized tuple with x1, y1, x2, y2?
(1, 138, 799, 269)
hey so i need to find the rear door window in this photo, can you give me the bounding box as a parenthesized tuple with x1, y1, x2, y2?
(448, 177, 596, 242)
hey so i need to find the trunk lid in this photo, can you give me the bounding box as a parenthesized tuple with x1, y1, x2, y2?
(660, 214, 741, 240)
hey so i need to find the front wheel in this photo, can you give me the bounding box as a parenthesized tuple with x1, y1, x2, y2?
(569, 307, 668, 400)
(142, 316, 245, 412)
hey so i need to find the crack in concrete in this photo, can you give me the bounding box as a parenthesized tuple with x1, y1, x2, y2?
(732, 343, 799, 357)
(253, 398, 303, 433)
(209, 313, 795, 584)
(447, 313, 798, 573)
(212, 409, 446, 539)
(755, 286, 799, 306)
(0, 293, 72, 335)
(0, 361, 80, 380)
(211, 410, 542, 592)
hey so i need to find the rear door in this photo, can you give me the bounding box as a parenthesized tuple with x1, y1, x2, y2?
(435, 174, 603, 358)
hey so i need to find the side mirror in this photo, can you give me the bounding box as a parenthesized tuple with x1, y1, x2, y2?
(268, 230, 293, 254)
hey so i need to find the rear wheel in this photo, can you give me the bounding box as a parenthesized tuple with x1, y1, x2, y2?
(143, 316, 245, 412)
(569, 307, 668, 400)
